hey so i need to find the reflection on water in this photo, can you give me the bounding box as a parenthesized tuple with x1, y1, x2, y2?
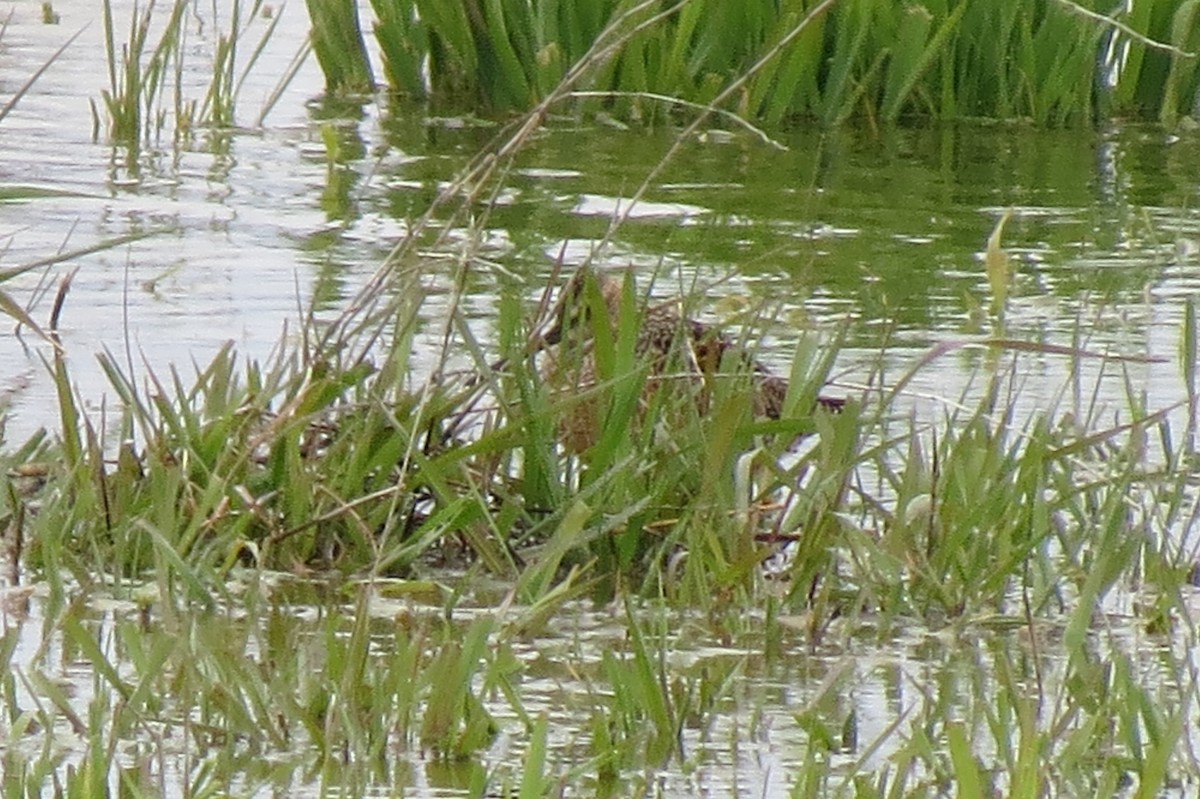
(2, 577, 1192, 797)
(3, 0, 1200, 795)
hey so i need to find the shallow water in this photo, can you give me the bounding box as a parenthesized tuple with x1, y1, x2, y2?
(4, 0, 1200, 796)
(4, 573, 1194, 797)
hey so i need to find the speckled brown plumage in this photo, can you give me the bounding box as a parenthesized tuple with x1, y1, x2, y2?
(540, 268, 843, 452)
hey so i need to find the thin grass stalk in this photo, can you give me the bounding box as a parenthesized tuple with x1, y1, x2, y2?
(325, 0, 689, 353)
(230, 0, 280, 100)
(99, 0, 123, 135)
(0, 26, 85, 126)
(200, 0, 285, 128)
(253, 38, 310, 128)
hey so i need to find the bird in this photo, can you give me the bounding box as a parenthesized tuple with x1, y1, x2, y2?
(535, 268, 843, 452)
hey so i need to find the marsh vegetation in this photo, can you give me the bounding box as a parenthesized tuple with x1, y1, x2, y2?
(3, 1, 1200, 796)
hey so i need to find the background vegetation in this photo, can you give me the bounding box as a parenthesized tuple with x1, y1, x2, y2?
(307, 0, 1200, 127)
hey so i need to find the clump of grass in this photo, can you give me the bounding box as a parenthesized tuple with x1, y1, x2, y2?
(94, 0, 189, 148)
(13, 248, 1181, 642)
(93, 0, 297, 150)
(8, 11, 1192, 641)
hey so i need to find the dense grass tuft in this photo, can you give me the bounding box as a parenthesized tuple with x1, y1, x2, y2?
(8, 255, 1187, 640)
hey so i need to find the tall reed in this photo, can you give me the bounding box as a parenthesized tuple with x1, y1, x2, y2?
(355, 0, 1199, 126)
(306, 0, 374, 95)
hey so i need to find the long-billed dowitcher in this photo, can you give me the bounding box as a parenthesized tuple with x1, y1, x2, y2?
(538, 268, 843, 452)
